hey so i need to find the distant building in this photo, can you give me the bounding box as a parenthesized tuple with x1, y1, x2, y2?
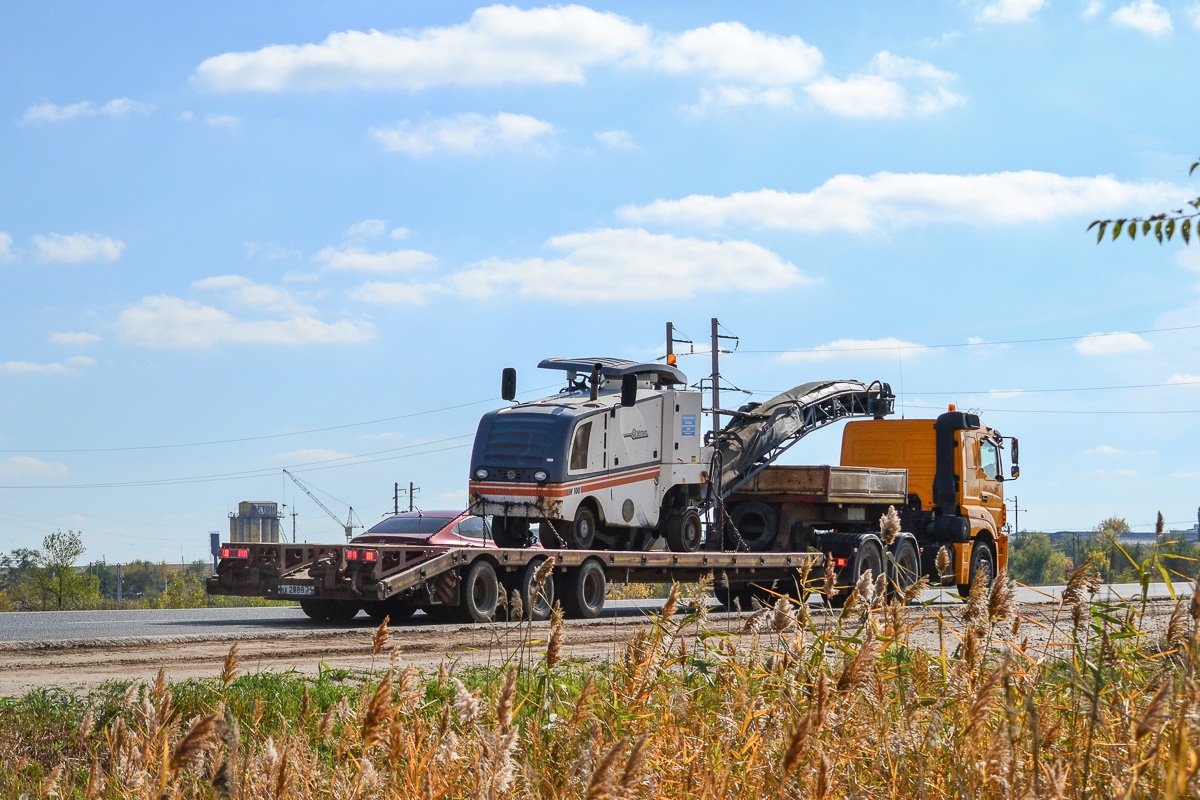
(228, 501, 281, 543)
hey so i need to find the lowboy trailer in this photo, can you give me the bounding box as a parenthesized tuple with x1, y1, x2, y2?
(206, 540, 822, 623)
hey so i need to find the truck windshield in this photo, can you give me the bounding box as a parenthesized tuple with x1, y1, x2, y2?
(366, 516, 454, 535)
(478, 412, 566, 467)
(980, 440, 1000, 480)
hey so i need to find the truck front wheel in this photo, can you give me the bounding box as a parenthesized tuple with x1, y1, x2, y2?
(958, 541, 996, 598)
(665, 508, 703, 552)
(552, 505, 598, 549)
(888, 537, 921, 602)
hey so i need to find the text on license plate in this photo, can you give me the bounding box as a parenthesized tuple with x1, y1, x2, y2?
(278, 584, 315, 596)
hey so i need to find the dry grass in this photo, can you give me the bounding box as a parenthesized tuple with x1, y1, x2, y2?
(5, 564, 1200, 799)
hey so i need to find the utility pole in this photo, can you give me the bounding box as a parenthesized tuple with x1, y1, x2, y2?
(291, 509, 297, 542)
(116, 563, 122, 603)
(394, 482, 400, 515)
(711, 317, 721, 439)
(1010, 495, 1026, 535)
(409, 481, 420, 512)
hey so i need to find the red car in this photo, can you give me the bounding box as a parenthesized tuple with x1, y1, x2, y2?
(351, 509, 494, 548)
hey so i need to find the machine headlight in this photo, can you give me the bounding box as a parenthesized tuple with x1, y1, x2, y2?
(533, 470, 548, 482)
(474, 468, 489, 480)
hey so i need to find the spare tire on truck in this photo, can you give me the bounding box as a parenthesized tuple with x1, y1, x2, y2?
(724, 502, 779, 552)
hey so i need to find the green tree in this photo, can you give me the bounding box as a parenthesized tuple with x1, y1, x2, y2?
(1008, 532, 1070, 586)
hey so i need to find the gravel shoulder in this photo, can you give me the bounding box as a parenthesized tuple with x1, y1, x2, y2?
(0, 598, 1178, 697)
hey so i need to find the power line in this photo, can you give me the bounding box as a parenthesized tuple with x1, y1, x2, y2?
(738, 323, 1200, 356)
(750, 379, 1200, 397)
(0, 383, 559, 455)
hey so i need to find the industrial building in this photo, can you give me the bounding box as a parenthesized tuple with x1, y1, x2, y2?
(228, 501, 281, 543)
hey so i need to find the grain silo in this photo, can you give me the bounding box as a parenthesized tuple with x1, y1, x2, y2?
(228, 501, 281, 543)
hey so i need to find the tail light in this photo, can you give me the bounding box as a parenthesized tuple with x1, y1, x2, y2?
(363, 550, 377, 562)
(221, 548, 250, 559)
(346, 549, 359, 560)
(835, 557, 847, 567)
(346, 549, 377, 562)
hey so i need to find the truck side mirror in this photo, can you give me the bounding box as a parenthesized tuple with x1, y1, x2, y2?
(1010, 437, 1018, 465)
(621, 374, 638, 407)
(501, 368, 517, 401)
(1010, 465, 1020, 479)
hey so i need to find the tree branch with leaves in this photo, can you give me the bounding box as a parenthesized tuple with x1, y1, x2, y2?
(1088, 158, 1199, 244)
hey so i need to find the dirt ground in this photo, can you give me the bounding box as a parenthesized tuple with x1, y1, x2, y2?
(0, 599, 1178, 697)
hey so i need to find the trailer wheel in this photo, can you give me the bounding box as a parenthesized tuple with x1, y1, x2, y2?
(958, 541, 996, 599)
(562, 559, 606, 619)
(665, 508, 703, 552)
(299, 599, 333, 621)
(517, 558, 557, 621)
(457, 560, 501, 623)
(365, 596, 416, 624)
(888, 537, 921, 602)
(327, 601, 361, 623)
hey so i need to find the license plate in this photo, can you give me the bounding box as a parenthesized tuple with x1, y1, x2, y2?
(278, 584, 315, 596)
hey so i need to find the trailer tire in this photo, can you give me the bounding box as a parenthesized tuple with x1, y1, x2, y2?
(299, 599, 333, 621)
(665, 508, 703, 553)
(958, 541, 996, 599)
(888, 537, 921, 602)
(517, 558, 557, 621)
(562, 559, 606, 619)
(457, 559, 501, 623)
(726, 502, 778, 552)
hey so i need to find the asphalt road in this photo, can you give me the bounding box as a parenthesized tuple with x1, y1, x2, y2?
(0, 582, 1178, 645)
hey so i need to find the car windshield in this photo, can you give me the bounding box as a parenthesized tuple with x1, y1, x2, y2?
(366, 516, 454, 535)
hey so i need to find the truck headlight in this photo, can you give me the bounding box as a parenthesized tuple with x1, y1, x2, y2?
(533, 470, 548, 482)
(474, 468, 489, 480)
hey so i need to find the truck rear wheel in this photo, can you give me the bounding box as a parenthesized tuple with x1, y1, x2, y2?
(828, 537, 884, 608)
(562, 559, 606, 619)
(958, 541, 996, 598)
(665, 508, 703, 552)
(457, 559, 501, 623)
(517, 558, 557, 621)
(888, 537, 921, 602)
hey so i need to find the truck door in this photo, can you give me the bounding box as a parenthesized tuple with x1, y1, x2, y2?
(960, 432, 1002, 537)
(977, 436, 1005, 533)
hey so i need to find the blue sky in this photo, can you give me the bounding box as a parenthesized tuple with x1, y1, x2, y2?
(2, 0, 1198, 563)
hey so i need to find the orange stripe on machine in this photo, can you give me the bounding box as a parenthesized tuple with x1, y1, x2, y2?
(471, 465, 659, 498)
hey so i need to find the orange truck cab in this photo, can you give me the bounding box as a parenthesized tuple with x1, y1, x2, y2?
(841, 407, 1017, 593)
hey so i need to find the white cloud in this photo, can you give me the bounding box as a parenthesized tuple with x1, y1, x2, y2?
(192, 275, 316, 315)
(65, 356, 96, 367)
(0, 456, 68, 479)
(345, 281, 449, 306)
(314, 245, 438, 273)
(594, 129, 636, 149)
(0, 360, 75, 375)
(1172, 471, 1200, 478)
(370, 112, 555, 157)
(347, 219, 388, 238)
(1074, 331, 1151, 355)
(684, 86, 797, 114)
(244, 242, 301, 260)
(114, 295, 375, 348)
(272, 448, 352, 464)
(206, 113, 241, 128)
(33, 233, 124, 264)
(779, 337, 929, 362)
(1188, 2, 1200, 28)
(1083, 0, 1105, 19)
(20, 98, 152, 124)
(1167, 373, 1200, 384)
(390, 227, 411, 240)
(1112, 0, 1172, 34)
(450, 228, 808, 302)
(978, 0, 1046, 23)
(804, 52, 963, 118)
(986, 389, 1025, 399)
(49, 332, 101, 346)
(654, 21, 822, 85)
(192, 5, 651, 91)
(0, 232, 11, 260)
(1176, 247, 1200, 272)
(1085, 444, 1125, 455)
(177, 110, 195, 122)
(620, 171, 1179, 232)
